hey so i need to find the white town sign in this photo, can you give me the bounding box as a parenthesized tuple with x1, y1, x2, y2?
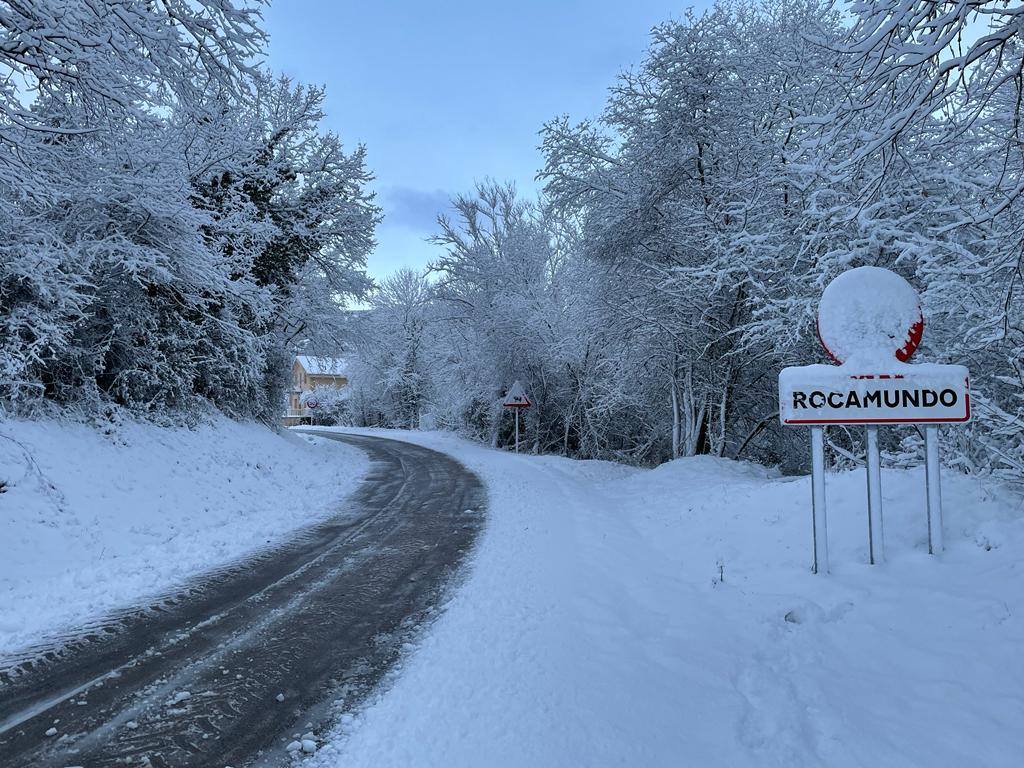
(778, 266, 971, 574)
(779, 367, 970, 425)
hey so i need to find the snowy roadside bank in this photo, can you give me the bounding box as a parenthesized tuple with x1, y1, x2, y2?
(301, 427, 1024, 768)
(0, 418, 368, 656)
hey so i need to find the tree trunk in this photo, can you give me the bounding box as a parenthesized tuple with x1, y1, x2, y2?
(670, 367, 681, 459)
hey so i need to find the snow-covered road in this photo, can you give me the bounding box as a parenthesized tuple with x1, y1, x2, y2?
(304, 428, 1024, 768)
(0, 434, 485, 767)
(4, 424, 1021, 767)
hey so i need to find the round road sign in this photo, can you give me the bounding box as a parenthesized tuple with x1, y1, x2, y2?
(817, 266, 924, 366)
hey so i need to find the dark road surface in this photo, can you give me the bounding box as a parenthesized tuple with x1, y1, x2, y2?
(0, 433, 486, 767)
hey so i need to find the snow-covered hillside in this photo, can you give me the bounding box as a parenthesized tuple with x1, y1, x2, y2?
(304, 428, 1024, 768)
(0, 418, 368, 655)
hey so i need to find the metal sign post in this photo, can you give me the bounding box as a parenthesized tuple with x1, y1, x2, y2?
(810, 426, 829, 574)
(925, 426, 943, 554)
(865, 426, 884, 564)
(515, 408, 520, 453)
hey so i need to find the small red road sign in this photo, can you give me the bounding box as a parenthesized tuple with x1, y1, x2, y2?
(502, 380, 531, 408)
(503, 380, 530, 454)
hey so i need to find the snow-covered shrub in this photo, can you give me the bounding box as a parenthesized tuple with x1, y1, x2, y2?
(302, 385, 352, 426)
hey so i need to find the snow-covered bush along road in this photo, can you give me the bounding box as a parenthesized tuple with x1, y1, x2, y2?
(0, 418, 368, 656)
(305, 428, 1024, 768)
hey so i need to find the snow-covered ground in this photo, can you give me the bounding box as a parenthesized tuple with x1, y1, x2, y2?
(303, 427, 1024, 768)
(0, 417, 368, 656)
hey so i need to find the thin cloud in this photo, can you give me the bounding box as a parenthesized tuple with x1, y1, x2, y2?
(381, 186, 452, 232)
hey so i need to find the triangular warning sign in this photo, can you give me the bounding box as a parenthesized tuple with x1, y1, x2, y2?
(502, 380, 531, 408)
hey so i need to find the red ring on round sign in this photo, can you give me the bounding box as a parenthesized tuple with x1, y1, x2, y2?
(895, 312, 924, 362)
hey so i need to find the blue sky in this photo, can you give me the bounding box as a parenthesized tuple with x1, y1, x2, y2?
(263, 1, 707, 281)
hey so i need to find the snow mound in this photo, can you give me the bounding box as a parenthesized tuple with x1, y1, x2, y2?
(0, 417, 368, 655)
(639, 454, 778, 486)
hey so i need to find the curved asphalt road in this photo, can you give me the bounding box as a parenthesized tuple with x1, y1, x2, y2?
(0, 432, 486, 767)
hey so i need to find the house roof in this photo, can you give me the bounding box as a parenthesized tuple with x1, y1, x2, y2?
(295, 355, 348, 376)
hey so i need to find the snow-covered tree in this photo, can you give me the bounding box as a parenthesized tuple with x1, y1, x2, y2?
(0, 2, 375, 422)
(809, 0, 1024, 481)
(541, 1, 846, 464)
(352, 268, 434, 429)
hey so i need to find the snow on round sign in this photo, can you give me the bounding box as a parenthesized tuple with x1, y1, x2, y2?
(780, 266, 969, 428)
(816, 266, 924, 366)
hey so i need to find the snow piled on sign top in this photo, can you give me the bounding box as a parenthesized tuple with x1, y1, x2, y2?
(0, 417, 368, 655)
(302, 428, 1024, 768)
(817, 266, 922, 368)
